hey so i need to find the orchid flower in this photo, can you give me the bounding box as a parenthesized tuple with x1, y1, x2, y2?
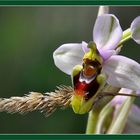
(0, 6, 140, 134)
(53, 14, 140, 114)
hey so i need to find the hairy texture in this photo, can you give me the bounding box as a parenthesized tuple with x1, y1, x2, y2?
(0, 85, 73, 117)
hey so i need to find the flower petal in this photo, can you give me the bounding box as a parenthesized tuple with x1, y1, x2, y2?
(123, 105, 140, 133)
(107, 96, 134, 134)
(99, 49, 116, 61)
(53, 43, 84, 75)
(108, 88, 140, 133)
(82, 41, 89, 53)
(111, 88, 133, 106)
(131, 16, 140, 44)
(103, 55, 140, 90)
(98, 6, 109, 16)
(128, 105, 140, 124)
(93, 14, 123, 50)
(82, 41, 116, 61)
(136, 89, 140, 95)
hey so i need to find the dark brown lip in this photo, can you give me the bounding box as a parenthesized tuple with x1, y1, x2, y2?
(74, 71, 100, 101)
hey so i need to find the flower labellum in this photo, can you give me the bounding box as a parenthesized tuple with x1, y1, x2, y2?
(71, 42, 106, 114)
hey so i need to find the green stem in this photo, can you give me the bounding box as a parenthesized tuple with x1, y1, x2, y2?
(118, 28, 132, 47)
(86, 109, 99, 134)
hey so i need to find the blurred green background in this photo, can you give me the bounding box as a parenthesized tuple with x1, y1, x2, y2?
(0, 6, 139, 133)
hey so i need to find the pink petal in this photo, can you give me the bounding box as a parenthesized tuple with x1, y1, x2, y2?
(82, 41, 89, 53)
(111, 88, 133, 106)
(124, 105, 140, 133)
(131, 16, 140, 44)
(53, 43, 84, 75)
(103, 55, 140, 90)
(93, 14, 123, 51)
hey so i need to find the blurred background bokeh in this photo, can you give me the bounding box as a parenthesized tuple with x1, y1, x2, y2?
(0, 6, 139, 133)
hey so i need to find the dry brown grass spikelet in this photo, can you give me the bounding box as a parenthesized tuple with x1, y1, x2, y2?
(0, 85, 73, 117)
